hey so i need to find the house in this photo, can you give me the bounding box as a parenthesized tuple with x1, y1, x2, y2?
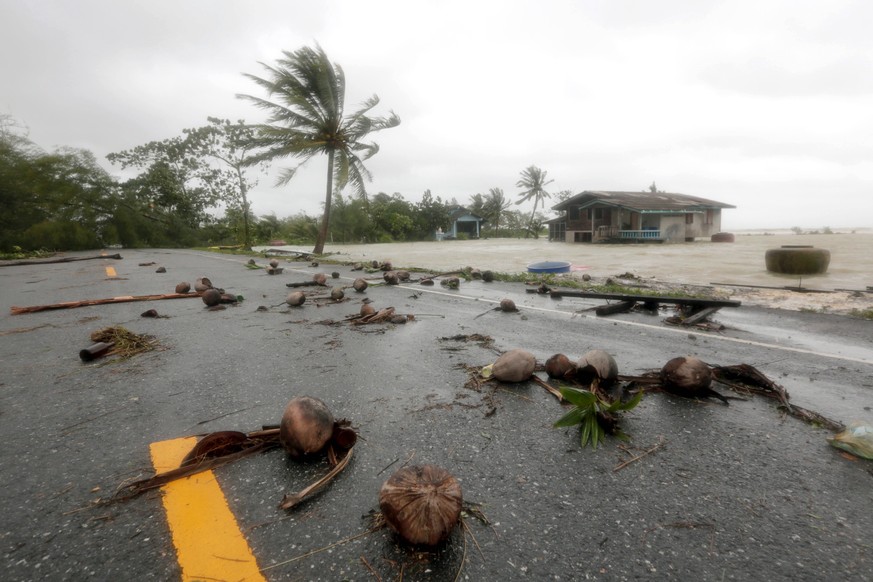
(549, 191, 735, 243)
(444, 206, 485, 239)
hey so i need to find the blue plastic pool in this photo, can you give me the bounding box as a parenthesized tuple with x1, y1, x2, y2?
(527, 261, 571, 274)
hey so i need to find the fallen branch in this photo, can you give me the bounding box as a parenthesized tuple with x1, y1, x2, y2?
(11, 291, 202, 314)
(279, 447, 354, 510)
(0, 253, 122, 267)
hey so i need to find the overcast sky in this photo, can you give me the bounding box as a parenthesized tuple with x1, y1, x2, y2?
(2, 0, 872, 230)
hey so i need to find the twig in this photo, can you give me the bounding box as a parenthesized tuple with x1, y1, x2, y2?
(360, 555, 382, 581)
(452, 522, 469, 582)
(260, 527, 378, 572)
(613, 437, 666, 472)
(278, 447, 354, 510)
(530, 376, 563, 402)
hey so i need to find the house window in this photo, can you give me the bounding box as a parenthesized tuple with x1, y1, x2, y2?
(569, 206, 580, 220)
(704, 209, 714, 225)
(587, 208, 604, 220)
(685, 213, 694, 224)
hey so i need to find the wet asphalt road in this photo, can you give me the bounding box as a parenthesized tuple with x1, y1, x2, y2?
(1, 249, 872, 582)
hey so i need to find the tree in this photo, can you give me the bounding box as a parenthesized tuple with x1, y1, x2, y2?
(183, 117, 269, 248)
(515, 165, 553, 238)
(484, 187, 511, 232)
(239, 44, 400, 254)
(414, 189, 450, 240)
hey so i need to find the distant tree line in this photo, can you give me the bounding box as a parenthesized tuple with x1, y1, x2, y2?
(2, 112, 556, 253)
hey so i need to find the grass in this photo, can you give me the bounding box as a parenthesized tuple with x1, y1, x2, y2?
(849, 307, 873, 320)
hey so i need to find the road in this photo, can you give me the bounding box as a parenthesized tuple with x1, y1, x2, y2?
(1, 249, 872, 581)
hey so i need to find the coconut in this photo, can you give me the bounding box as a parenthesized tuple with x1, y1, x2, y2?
(470, 268, 482, 280)
(175, 282, 191, 294)
(279, 396, 335, 459)
(545, 353, 576, 379)
(331, 271, 340, 279)
(380, 261, 393, 271)
(383, 271, 400, 285)
(379, 464, 463, 546)
(659, 356, 719, 400)
(194, 277, 213, 292)
(353, 278, 368, 292)
(360, 303, 376, 316)
(202, 288, 222, 307)
(492, 349, 536, 382)
(155, 266, 166, 273)
(576, 349, 619, 387)
(420, 278, 434, 286)
(396, 270, 411, 281)
(269, 259, 280, 268)
(330, 287, 345, 300)
(219, 293, 238, 304)
(247, 258, 256, 265)
(482, 270, 494, 282)
(313, 273, 327, 286)
(286, 291, 306, 307)
(499, 298, 517, 312)
(371, 260, 380, 268)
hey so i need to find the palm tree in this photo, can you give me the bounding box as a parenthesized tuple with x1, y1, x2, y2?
(238, 45, 400, 254)
(485, 187, 511, 232)
(515, 166, 553, 238)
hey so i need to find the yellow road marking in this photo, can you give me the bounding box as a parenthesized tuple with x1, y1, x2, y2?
(105, 266, 117, 278)
(150, 437, 266, 582)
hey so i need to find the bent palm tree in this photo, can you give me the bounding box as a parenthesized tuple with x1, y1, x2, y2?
(238, 45, 400, 254)
(515, 166, 553, 238)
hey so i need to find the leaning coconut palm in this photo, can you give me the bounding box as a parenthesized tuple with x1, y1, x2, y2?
(238, 45, 400, 254)
(515, 165, 553, 239)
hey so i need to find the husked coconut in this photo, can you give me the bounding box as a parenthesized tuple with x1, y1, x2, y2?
(396, 270, 411, 281)
(279, 396, 335, 458)
(353, 278, 368, 292)
(470, 268, 482, 280)
(492, 349, 536, 382)
(286, 291, 306, 306)
(482, 270, 494, 282)
(545, 353, 576, 379)
(379, 465, 462, 546)
(576, 349, 619, 387)
(499, 298, 517, 312)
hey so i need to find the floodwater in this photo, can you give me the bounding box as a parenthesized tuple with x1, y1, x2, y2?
(268, 230, 873, 291)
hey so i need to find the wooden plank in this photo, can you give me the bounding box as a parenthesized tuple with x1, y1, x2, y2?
(548, 290, 741, 308)
(681, 306, 722, 325)
(595, 300, 636, 316)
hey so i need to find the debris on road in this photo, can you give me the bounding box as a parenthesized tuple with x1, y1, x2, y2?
(0, 253, 122, 267)
(83, 326, 159, 361)
(827, 423, 873, 460)
(11, 291, 203, 314)
(379, 464, 462, 546)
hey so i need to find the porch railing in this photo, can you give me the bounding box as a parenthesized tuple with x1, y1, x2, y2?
(595, 226, 661, 240)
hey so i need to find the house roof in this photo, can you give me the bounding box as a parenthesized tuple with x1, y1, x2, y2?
(448, 206, 484, 221)
(552, 191, 735, 213)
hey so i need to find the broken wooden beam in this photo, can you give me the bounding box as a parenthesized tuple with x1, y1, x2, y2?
(595, 300, 636, 316)
(548, 289, 741, 308)
(680, 306, 722, 326)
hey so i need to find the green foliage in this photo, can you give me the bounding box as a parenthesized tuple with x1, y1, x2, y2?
(554, 387, 642, 448)
(849, 307, 873, 320)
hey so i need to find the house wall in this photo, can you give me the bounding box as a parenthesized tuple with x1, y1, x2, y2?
(660, 215, 687, 243)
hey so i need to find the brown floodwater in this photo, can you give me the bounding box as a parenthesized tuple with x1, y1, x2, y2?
(268, 231, 873, 291)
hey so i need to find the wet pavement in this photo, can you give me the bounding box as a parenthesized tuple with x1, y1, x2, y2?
(1, 249, 872, 581)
